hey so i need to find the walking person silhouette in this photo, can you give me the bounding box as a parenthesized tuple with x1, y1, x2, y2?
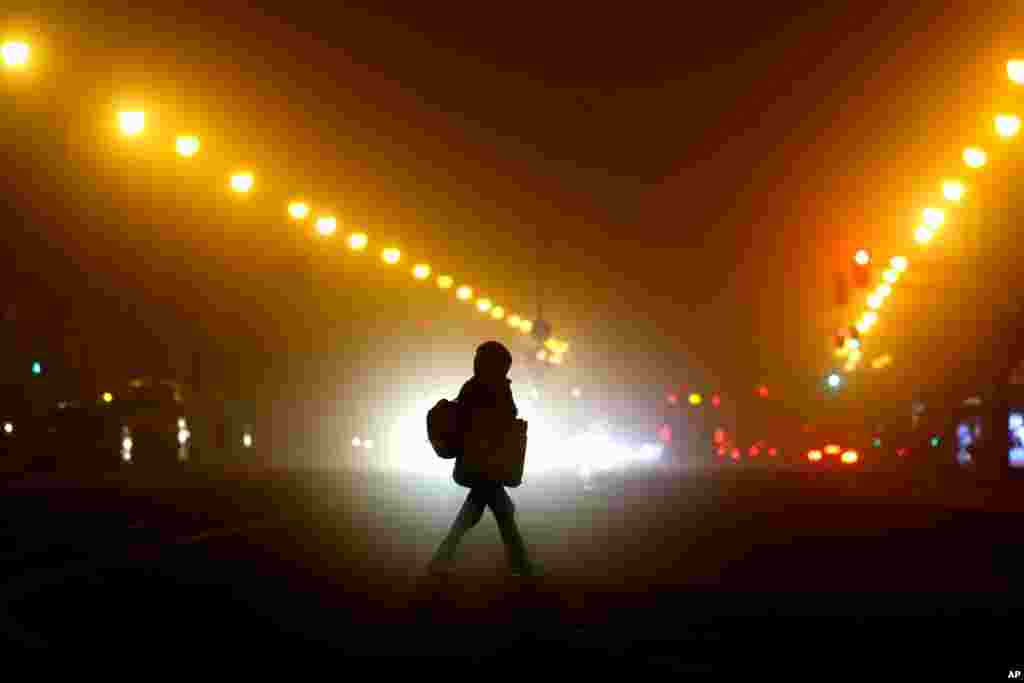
(428, 341, 536, 578)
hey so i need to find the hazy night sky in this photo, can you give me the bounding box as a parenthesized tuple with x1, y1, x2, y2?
(3, 2, 1024, 423)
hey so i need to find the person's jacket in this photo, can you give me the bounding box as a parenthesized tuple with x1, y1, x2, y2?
(452, 375, 518, 487)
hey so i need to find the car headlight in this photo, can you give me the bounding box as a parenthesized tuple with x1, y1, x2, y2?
(2, 421, 13, 435)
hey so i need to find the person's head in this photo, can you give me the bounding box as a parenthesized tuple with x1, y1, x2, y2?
(474, 341, 513, 381)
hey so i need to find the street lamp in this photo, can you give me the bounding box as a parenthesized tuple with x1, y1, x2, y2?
(347, 233, 368, 251)
(963, 147, 987, 169)
(175, 135, 200, 158)
(942, 180, 965, 202)
(230, 172, 254, 193)
(1, 41, 29, 69)
(288, 201, 310, 220)
(922, 208, 944, 229)
(315, 216, 337, 236)
(914, 226, 934, 245)
(1010, 59, 1024, 85)
(996, 114, 1022, 138)
(118, 111, 146, 136)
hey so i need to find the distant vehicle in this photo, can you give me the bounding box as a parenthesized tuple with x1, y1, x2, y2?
(116, 378, 191, 467)
(186, 393, 258, 465)
(0, 383, 36, 474)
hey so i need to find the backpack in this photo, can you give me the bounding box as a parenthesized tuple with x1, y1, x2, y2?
(427, 399, 460, 459)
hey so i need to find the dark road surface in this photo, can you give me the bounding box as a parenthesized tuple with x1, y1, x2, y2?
(2, 464, 1023, 673)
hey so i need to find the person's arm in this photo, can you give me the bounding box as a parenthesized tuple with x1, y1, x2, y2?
(506, 381, 518, 420)
(455, 380, 475, 435)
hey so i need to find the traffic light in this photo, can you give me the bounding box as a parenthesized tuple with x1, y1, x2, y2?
(31, 361, 41, 376)
(657, 424, 672, 444)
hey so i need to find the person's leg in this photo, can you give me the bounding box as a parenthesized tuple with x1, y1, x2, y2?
(430, 488, 487, 571)
(489, 486, 534, 575)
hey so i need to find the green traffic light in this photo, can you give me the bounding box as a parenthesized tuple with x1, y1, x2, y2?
(31, 361, 41, 375)
(930, 436, 941, 448)
(872, 438, 882, 448)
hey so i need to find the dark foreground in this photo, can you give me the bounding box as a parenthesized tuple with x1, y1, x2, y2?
(1, 463, 1022, 675)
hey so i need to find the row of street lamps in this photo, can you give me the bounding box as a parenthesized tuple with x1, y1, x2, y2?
(828, 59, 1024, 387)
(3, 37, 571, 365)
